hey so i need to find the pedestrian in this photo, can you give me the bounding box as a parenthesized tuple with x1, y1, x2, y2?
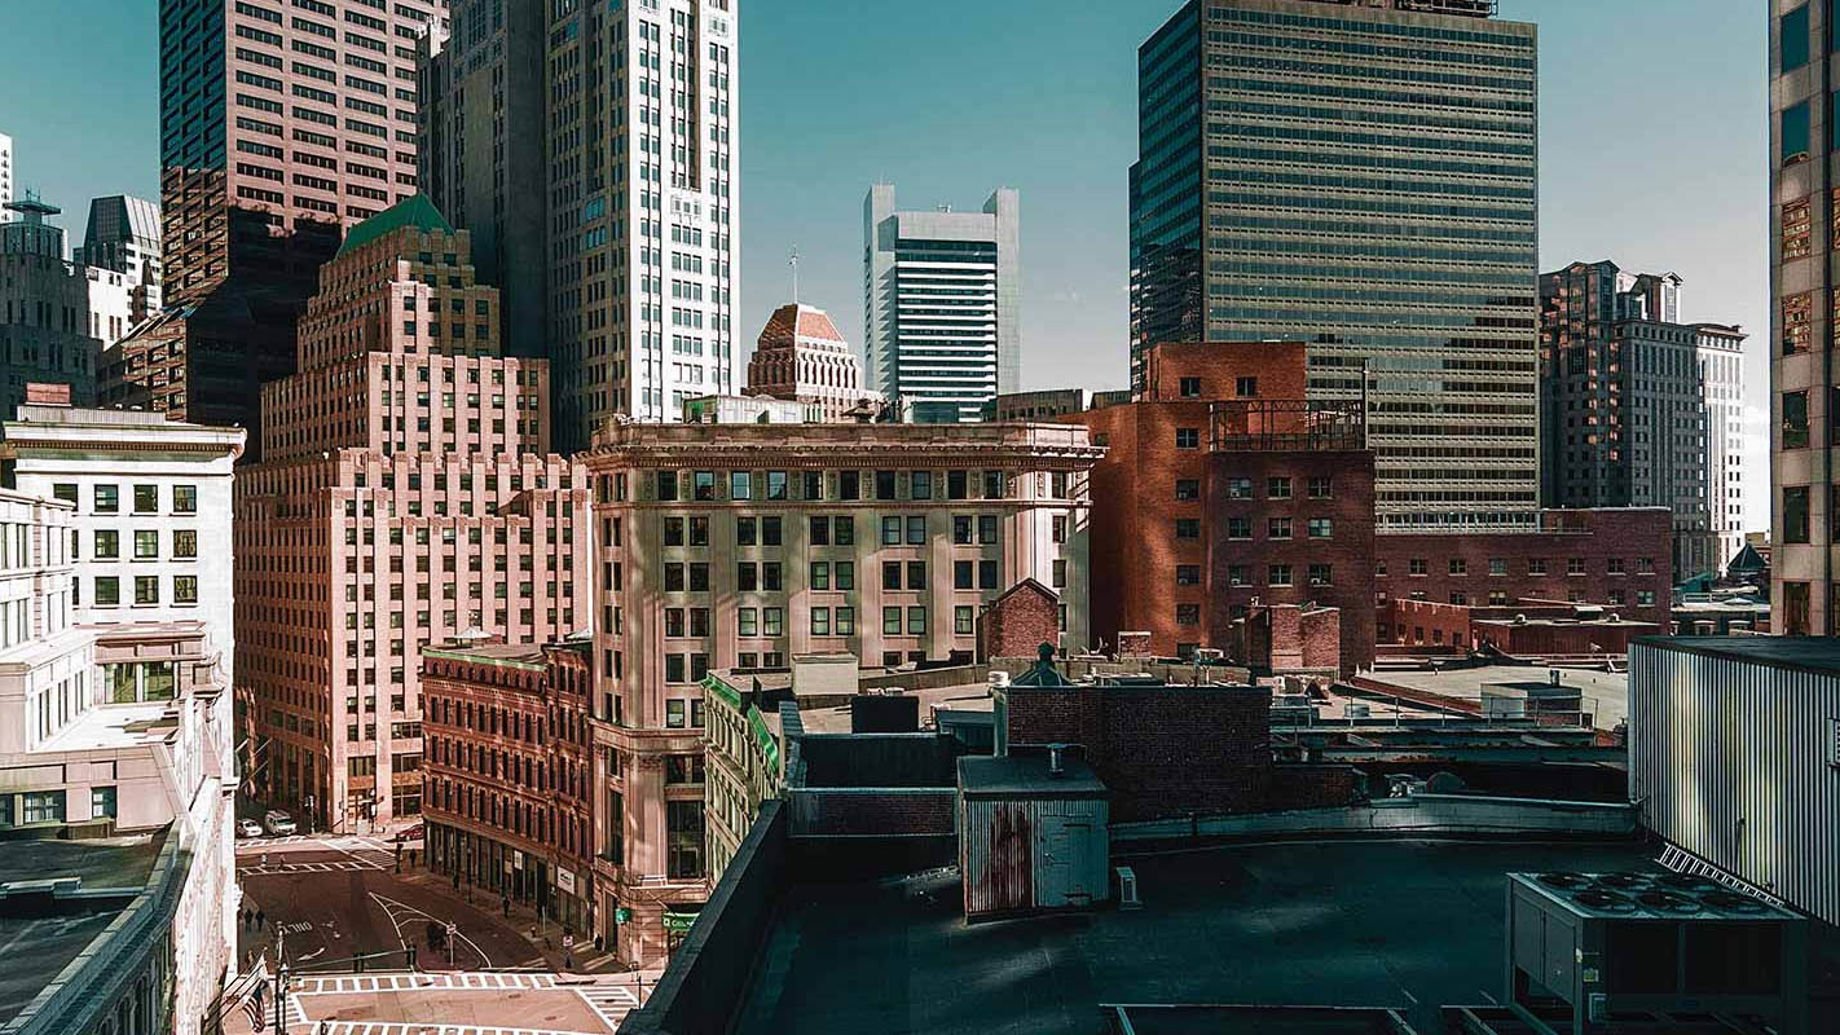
(502, 893, 509, 917)
(452, 869, 460, 891)
(256, 908, 265, 931)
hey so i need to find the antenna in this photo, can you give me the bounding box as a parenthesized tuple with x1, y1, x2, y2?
(788, 245, 799, 304)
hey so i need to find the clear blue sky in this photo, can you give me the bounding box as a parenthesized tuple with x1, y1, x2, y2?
(0, 0, 1769, 529)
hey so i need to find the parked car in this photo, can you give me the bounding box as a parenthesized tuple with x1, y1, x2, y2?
(263, 810, 297, 836)
(237, 818, 264, 838)
(395, 824, 424, 843)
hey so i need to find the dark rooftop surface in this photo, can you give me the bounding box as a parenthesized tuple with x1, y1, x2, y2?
(734, 839, 1657, 1035)
(1635, 634, 1840, 675)
(958, 752, 1106, 797)
(0, 831, 167, 1026)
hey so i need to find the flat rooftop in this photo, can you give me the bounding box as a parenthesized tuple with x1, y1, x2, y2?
(1359, 665, 1627, 731)
(733, 839, 1657, 1035)
(1634, 634, 1840, 676)
(36, 700, 177, 753)
(0, 830, 168, 1027)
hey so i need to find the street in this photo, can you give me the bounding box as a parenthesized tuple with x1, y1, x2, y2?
(228, 834, 653, 1034)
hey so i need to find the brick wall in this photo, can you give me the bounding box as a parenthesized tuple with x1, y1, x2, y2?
(1005, 684, 1274, 822)
(978, 579, 1060, 662)
(1380, 598, 1474, 650)
(1375, 509, 1674, 627)
(785, 789, 957, 836)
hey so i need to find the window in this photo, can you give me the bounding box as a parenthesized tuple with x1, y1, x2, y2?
(693, 471, 716, 500)
(1052, 559, 1067, 588)
(1226, 477, 1252, 499)
(1784, 99, 1811, 165)
(883, 607, 902, 634)
(1176, 564, 1200, 586)
(883, 561, 903, 590)
(1175, 518, 1200, 539)
(834, 516, 854, 545)
(1226, 517, 1252, 539)
(730, 470, 752, 500)
(174, 529, 198, 558)
(767, 471, 788, 500)
(910, 471, 932, 500)
(1786, 486, 1812, 543)
(21, 790, 64, 825)
(92, 786, 118, 820)
(955, 606, 974, 635)
(978, 515, 998, 544)
(955, 561, 974, 590)
(907, 607, 926, 635)
(1636, 590, 1656, 607)
(666, 801, 704, 879)
(811, 562, 830, 590)
(1307, 518, 1332, 539)
(665, 517, 687, 546)
(133, 484, 158, 513)
(1607, 557, 1627, 575)
(1267, 477, 1292, 500)
(1409, 558, 1428, 576)
(666, 698, 687, 726)
(173, 485, 198, 513)
(836, 607, 856, 634)
(666, 655, 687, 683)
(135, 575, 160, 605)
(881, 516, 901, 545)
(1268, 565, 1293, 587)
(174, 576, 198, 604)
(1226, 564, 1247, 586)
(1568, 557, 1588, 576)
(841, 470, 861, 500)
(1636, 557, 1655, 575)
(1307, 477, 1332, 499)
(907, 561, 927, 588)
(1783, 4, 1810, 72)
(875, 470, 897, 500)
(948, 470, 969, 499)
(689, 516, 709, 546)
(1175, 479, 1200, 500)
(666, 564, 687, 591)
(809, 516, 830, 545)
(1448, 558, 1467, 576)
(1235, 376, 1258, 397)
(95, 484, 119, 513)
(657, 470, 679, 501)
(51, 483, 77, 505)
(803, 470, 823, 500)
(1175, 427, 1200, 449)
(1785, 391, 1811, 449)
(1052, 515, 1068, 543)
(94, 530, 119, 559)
(738, 608, 758, 636)
(907, 516, 926, 545)
(979, 561, 998, 590)
(836, 562, 855, 590)
(1176, 604, 1200, 625)
(811, 607, 831, 636)
(1489, 558, 1507, 577)
(762, 517, 783, 546)
(1268, 517, 1292, 540)
(1308, 563, 1332, 586)
(95, 577, 119, 606)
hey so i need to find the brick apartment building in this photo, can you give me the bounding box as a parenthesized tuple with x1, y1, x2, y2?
(1064, 342, 1376, 673)
(1373, 507, 1675, 630)
(420, 639, 595, 934)
(579, 414, 1100, 962)
(236, 199, 590, 833)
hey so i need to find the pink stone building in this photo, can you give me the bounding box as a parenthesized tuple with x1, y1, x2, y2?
(579, 417, 1100, 962)
(745, 302, 879, 421)
(236, 198, 590, 833)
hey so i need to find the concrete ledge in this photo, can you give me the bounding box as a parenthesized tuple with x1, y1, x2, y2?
(1110, 793, 1636, 844)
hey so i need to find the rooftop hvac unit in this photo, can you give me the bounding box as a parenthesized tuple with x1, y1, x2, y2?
(1114, 866, 1141, 910)
(1506, 872, 1808, 1034)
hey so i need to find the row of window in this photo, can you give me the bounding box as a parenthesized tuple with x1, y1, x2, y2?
(0, 786, 116, 828)
(50, 482, 197, 515)
(1379, 556, 1655, 577)
(658, 558, 1011, 594)
(83, 529, 199, 561)
(85, 575, 198, 607)
(637, 468, 1030, 504)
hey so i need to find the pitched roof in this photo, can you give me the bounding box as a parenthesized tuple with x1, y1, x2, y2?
(759, 302, 847, 348)
(335, 194, 455, 258)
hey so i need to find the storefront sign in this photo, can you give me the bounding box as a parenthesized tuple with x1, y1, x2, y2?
(557, 867, 577, 895)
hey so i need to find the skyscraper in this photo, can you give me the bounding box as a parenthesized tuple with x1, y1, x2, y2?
(75, 195, 163, 325)
(421, 0, 741, 449)
(864, 184, 1020, 423)
(0, 194, 134, 408)
(1694, 322, 1747, 569)
(104, 0, 446, 459)
(1129, 0, 1539, 533)
(235, 197, 589, 832)
(746, 302, 875, 421)
(1770, 4, 1838, 635)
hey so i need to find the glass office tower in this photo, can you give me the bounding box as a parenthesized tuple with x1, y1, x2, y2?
(1130, 0, 1539, 532)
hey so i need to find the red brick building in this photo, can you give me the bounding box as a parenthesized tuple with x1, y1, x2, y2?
(1064, 342, 1376, 673)
(421, 640, 596, 934)
(976, 578, 1060, 661)
(1373, 508, 1674, 633)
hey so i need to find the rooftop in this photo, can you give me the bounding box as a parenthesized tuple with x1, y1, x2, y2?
(731, 839, 1657, 1035)
(958, 751, 1104, 798)
(1358, 664, 1628, 731)
(1633, 634, 1840, 676)
(35, 700, 178, 753)
(0, 829, 169, 1027)
(333, 193, 455, 258)
(423, 642, 549, 670)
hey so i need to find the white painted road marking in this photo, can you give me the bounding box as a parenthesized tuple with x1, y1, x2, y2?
(574, 983, 643, 1030)
(304, 1023, 609, 1035)
(365, 891, 495, 969)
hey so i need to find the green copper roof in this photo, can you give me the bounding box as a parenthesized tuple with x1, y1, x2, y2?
(335, 194, 454, 258)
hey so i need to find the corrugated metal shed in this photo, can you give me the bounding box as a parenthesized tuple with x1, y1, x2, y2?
(1628, 637, 1840, 927)
(957, 751, 1109, 921)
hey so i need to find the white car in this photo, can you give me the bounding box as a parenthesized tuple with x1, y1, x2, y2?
(263, 810, 297, 836)
(237, 818, 264, 838)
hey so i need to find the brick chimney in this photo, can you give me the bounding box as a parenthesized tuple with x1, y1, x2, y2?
(24, 383, 72, 407)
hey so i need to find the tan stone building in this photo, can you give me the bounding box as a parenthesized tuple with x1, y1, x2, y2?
(579, 415, 1099, 962)
(745, 302, 879, 421)
(236, 198, 590, 833)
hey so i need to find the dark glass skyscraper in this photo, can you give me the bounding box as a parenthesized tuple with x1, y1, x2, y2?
(1130, 0, 1539, 532)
